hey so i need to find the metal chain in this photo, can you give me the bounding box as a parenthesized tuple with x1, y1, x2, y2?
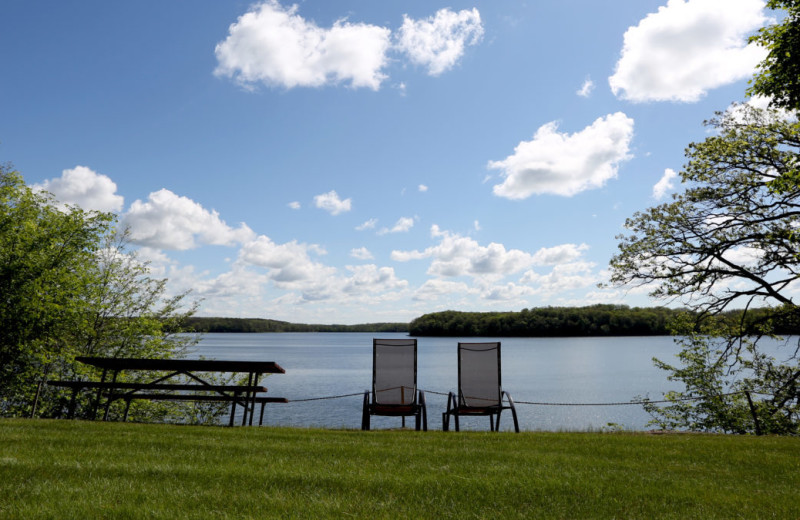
(284, 389, 776, 406)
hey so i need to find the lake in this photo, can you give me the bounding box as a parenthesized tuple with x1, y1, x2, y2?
(188, 332, 693, 431)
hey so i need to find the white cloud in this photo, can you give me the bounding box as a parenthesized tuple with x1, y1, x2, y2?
(288, 201, 301, 209)
(350, 247, 374, 260)
(609, 0, 768, 103)
(396, 8, 484, 76)
(392, 225, 535, 279)
(577, 78, 595, 98)
(314, 190, 352, 215)
(214, 0, 391, 90)
(34, 165, 124, 213)
(653, 168, 679, 199)
(418, 184, 428, 192)
(532, 243, 590, 265)
(725, 96, 797, 123)
(489, 112, 634, 198)
(413, 279, 473, 301)
(123, 189, 255, 250)
(378, 216, 415, 235)
(481, 282, 535, 301)
(342, 264, 408, 294)
(520, 261, 600, 295)
(239, 235, 330, 284)
(356, 218, 378, 231)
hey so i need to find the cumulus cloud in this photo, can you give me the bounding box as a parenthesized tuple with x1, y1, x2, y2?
(356, 218, 378, 231)
(350, 247, 374, 260)
(342, 264, 408, 294)
(392, 225, 535, 279)
(418, 184, 428, 192)
(123, 189, 254, 250)
(239, 235, 330, 284)
(288, 201, 301, 209)
(34, 165, 124, 213)
(532, 243, 590, 265)
(520, 261, 600, 295)
(489, 112, 634, 198)
(481, 282, 535, 301)
(653, 168, 679, 199)
(724, 96, 797, 123)
(609, 0, 767, 103)
(214, 0, 391, 90)
(577, 78, 595, 98)
(378, 216, 415, 235)
(396, 8, 484, 76)
(314, 190, 352, 215)
(413, 279, 473, 301)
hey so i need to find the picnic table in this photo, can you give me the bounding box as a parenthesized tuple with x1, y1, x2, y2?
(48, 356, 287, 426)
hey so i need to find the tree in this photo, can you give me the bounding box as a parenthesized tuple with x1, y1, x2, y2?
(748, 0, 800, 112)
(1, 165, 113, 414)
(1, 164, 199, 420)
(609, 106, 800, 433)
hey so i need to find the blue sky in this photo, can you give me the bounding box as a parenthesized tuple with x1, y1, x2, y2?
(1, 0, 775, 323)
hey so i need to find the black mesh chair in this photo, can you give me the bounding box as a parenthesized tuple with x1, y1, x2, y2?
(442, 342, 519, 432)
(362, 338, 427, 431)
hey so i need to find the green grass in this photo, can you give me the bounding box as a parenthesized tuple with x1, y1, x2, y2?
(1, 419, 799, 519)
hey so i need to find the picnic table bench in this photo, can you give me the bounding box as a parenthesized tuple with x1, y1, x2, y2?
(48, 356, 287, 426)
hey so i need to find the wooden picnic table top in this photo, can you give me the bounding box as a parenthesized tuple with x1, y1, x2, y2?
(75, 356, 285, 374)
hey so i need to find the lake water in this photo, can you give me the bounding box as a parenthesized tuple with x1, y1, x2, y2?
(188, 332, 693, 431)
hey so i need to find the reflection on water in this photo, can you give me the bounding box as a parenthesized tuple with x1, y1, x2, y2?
(188, 332, 695, 431)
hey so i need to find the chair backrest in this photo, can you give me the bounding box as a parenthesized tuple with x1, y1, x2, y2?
(373, 338, 417, 405)
(458, 342, 502, 408)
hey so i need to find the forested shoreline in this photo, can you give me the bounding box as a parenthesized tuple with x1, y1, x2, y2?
(184, 317, 408, 333)
(186, 305, 800, 336)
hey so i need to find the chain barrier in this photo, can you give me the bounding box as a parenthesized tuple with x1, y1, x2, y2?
(288, 392, 364, 403)
(285, 389, 776, 406)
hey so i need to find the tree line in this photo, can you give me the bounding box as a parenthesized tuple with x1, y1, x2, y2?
(184, 317, 408, 333)
(187, 306, 800, 336)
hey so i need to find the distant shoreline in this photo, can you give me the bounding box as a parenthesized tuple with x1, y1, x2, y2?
(185, 305, 800, 336)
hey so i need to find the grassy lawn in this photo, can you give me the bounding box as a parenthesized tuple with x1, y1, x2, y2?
(1, 419, 799, 519)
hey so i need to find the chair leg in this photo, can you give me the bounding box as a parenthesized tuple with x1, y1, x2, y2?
(361, 391, 370, 431)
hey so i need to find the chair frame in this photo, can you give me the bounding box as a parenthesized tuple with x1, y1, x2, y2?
(362, 338, 427, 431)
(442, 342, 519, 433)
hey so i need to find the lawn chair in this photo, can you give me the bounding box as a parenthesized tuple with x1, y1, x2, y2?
(362, 338, 427, 431)
(442, 342, 519, 432)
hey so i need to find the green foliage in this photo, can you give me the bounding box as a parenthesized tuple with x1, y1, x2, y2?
(748, 0, 800, 111)
(408, 305, 682, 337)
(1, 165, 113, 414)
(642, 314, 800, 434)
(610, 108, 800, 433)
(1, 165, 200, 421)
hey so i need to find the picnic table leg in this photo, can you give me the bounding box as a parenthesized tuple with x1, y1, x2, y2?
(259, 401, 266, 426)
(102, 370, 119, 421)
(68, 386, 79, 419)
(91, 369, 108, 420)
(229, 393, 239, 427)
(248, 372, 261, 426)
(123, 399, 132, 422)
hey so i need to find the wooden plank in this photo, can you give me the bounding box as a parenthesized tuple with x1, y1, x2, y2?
(47, 381, 268, 393)
(112, 394, 288, 403)
(74, 357, 285, 374)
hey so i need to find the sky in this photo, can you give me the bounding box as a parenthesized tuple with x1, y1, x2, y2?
(0, 0, 778, 324)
